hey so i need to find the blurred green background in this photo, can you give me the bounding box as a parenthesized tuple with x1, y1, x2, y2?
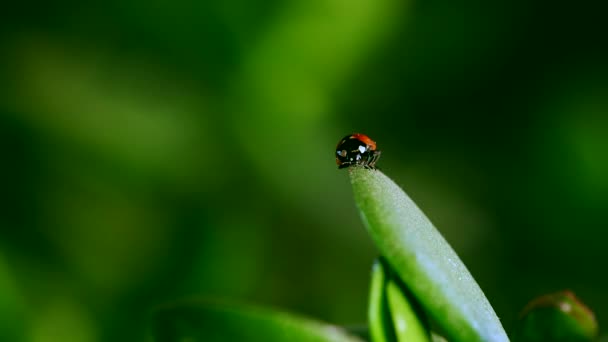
(1, 0, 607, 341)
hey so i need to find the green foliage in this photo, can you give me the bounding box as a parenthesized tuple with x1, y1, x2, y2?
(368, 258, 431, 342)
(151, 165, 513, 341)
(152, 299, 363, 342)
(368, 259, 396, 342)
(514, 291, 598, 342)
(1, 0, 606, 340)
(349, 167, 508, 342)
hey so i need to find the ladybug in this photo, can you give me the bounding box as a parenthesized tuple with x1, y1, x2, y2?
(335, 133, 381, 169)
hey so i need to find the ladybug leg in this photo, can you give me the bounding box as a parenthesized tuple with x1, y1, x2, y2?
(368, 150, 381, 169)
(363, 156, 374, 169)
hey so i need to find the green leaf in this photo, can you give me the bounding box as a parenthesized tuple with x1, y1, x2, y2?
(368, 260, 392, 342)
(368, 259, 397, 342)
(349, 167, 508, 342)
(514, 290, 598, 342)
(368, 258, 431, 342)
(386, 278, 431, 342)
(152, 299, 364, 342)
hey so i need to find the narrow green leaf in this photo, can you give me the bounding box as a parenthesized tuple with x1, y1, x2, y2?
(386, 278, 431, 342)
(368, 259, 396, 342)
(152, 299, 364, 342)
(369, 258, 430, 342)
(349, 167, 508, 342)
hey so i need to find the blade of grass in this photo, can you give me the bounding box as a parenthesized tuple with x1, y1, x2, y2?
(349, 167, 508, 342)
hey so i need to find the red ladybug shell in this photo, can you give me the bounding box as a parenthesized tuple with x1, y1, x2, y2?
(350, 133, 377, 151)
(335, 133, 381, 169)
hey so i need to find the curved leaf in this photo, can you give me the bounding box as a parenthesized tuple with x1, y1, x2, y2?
(152, 299, 364, 342)
(368, 259, 396, 342)
(386, 278, 431, 342)
(368, 258, 431, 342)
(349, 167, 508, 342)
